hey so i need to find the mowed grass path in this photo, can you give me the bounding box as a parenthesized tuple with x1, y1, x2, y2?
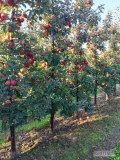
(1, 96, 120, 159)
(0, 115, 50, 148)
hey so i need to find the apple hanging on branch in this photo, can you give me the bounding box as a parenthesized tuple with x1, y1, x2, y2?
(5, 99, 12, 105)
(0, 12, 8, 23)
(6, 136, 12, 142)
(2, 0, 17, 7)
(5, 79, 18, 87)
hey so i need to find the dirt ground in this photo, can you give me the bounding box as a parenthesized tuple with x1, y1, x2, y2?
(89, 87, 120, 160)
(0, 88, 120, 160)
(89, 122, 120, 160)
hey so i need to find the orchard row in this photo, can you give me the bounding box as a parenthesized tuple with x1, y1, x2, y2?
(0, 0, 120, 155)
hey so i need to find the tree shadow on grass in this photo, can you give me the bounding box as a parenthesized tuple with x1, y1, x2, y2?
(1, 96, 120, 160)
(16, 113, 118, 160)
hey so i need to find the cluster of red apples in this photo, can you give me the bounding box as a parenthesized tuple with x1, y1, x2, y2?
(0, 0, 17, 7)
(20, 50, 37, 68)
(74, 59, 88, 71)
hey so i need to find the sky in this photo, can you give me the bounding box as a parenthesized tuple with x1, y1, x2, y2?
(92, 0, 120, 20)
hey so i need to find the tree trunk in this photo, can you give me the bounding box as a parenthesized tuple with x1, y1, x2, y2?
(10, 124, 16, 153)
(50, 112, 55, 132)
(94, 78, 97, 105)
(76, 73, 79, 103)
(106, 93, 109, 101)
(94, 90, 97, 105)
(113, 81, 116, 96)
(94, 54, 98, 105)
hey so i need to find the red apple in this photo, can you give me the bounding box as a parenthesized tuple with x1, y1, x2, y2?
(76, 35, 80, 40)
(11, 80, 17, 86)
(33, 57, 37, 61)
(20, 49, 26, 55)
(29, 51, 34, 56)
(60, 61, 67, 66)
(84, 60, 88, 65)
(19, 16, 24, 22)
(42, 63, 48, 69)
(20, 41, 25, 46)
(68, 70, 72, 75)
(5, 80, 11, 86)
(58, 48, 64, 52)
(69, 22, 72, 28)
(9, 42, 15, 49)
(0, 13, 7, 21)
(5, 0, 16, 7)
(28, 20, 32, 25)
(24, 63, 30, 68)
(45, 50, 49, 54)
(86, 0, 92, 5)
(101, 63, 105, 67)
(44, 76, 50, 81)
(6, 136, 12, 142)
(3, 119, 8, 124)
(53, 73, 58, 77)
(94, 43, 98, 47)
(28, 58, 34, 64)
(5, 100, 11, 105)
(80, 65, 86, 71)
(79, 117, 83, 121)
(66, 42, 73, 47)
(23, 13, 27, 18)
(8, 26, 13, 32)
(0, 73, 6, 78)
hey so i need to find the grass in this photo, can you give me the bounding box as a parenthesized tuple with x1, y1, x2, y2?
(54, 112, 120, 160)
(0, 115, 50, 148)
(16, 115, 50, 133)
(0, 86, 102, 139)
(1, 96, 120, 159)
(16, 97, 120, 160)
(0, 132, 9, 148)
(0, 110, 60, 148)
(111, 141, 120, 160)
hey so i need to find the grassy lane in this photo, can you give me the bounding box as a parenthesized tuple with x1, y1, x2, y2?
(15, 96, 120, 160)
(1, 96, 120, 159)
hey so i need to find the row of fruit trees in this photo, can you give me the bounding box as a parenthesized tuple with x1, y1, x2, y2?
(0, 0, 120, 157)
